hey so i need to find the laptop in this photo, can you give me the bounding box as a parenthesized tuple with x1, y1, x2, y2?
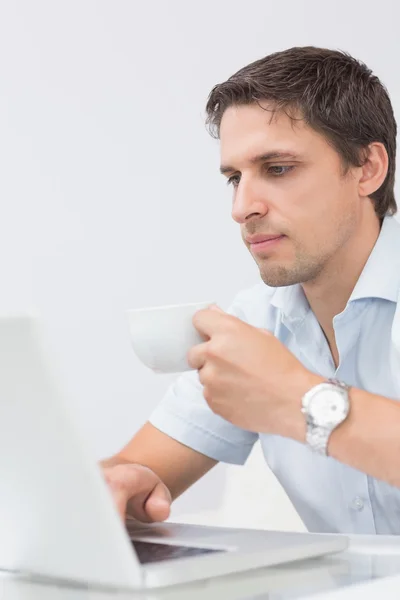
(0, 316, 348, 590)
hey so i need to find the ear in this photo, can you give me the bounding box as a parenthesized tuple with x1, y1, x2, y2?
(358, 142, 389, 198)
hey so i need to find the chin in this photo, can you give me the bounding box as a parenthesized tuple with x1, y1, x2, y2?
(259, 256, 326, 287)
(259, 265, 304, 288)
(260, 269, 293, 288)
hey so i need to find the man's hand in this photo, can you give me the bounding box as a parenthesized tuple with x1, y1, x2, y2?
(188, 306, 322, 440)
(102, 463, 172, 523)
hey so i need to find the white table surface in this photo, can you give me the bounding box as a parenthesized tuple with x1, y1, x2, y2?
(1, 534, 400, 600)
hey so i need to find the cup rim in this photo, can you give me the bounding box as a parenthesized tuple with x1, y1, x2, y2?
(126, 300, 215, 314)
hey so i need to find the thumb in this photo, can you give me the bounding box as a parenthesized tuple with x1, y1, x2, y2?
(144, 481, 172, 522)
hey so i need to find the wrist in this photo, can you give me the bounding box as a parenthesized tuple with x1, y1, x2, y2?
(276, 370, 325, 442)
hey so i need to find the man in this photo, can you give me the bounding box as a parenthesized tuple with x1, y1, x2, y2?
(103, 46, 400, 534)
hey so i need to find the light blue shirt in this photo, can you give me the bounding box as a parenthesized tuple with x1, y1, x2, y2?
(149, 216, 400, 534)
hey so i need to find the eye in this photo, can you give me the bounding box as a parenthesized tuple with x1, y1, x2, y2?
(227, 174, 241, 187)
(267, 165, 295, 176)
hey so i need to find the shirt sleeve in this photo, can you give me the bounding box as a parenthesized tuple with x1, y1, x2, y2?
(148, 288, 262, 465)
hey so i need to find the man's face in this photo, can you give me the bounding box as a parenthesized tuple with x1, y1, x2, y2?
(219, 103, 364, 287)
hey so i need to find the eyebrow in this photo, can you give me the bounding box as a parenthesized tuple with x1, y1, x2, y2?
(219, 151, 300, 174)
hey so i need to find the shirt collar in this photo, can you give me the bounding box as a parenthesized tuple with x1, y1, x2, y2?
(270, 215, 400, 322)
(349, 215, 400, 303)
(270, 281, 309, 324)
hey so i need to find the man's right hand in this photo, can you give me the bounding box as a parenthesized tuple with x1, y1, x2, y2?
(102, 463, 172, 523)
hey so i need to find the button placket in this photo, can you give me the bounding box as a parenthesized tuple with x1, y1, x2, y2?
(351, 496, 365, 511)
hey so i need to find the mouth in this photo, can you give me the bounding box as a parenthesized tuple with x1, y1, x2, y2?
(247, 234, 286, 253)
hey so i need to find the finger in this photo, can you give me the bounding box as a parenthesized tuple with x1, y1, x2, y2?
(119, 466, 161, 522)
(103, 467, 131, 521)
(209, 304, 224, 313)
(144, 481, 172, 522)
(127, 480, 171, 523)
(258, 328, 273, 337)
(106, 464, 165, 523)
(187, 341, 209, 370)
(110, 486, 130, 521)
(126, 489, 156, 523)
(192, 307, 229, 338)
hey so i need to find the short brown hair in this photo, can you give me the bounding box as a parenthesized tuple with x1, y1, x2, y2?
(206, 46, 397, 219)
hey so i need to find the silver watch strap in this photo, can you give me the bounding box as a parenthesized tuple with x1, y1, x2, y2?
(306, 378, 350, 456)
(306, 425, 331, 456)
(327, 378, 350, 392)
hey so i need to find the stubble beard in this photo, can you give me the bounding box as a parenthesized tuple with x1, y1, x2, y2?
(256, 248, 327, 288)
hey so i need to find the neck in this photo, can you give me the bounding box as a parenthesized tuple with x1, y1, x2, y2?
(301, 211, 382, 335)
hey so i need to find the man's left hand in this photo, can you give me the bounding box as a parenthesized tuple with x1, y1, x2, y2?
(187, 306, 322, 440)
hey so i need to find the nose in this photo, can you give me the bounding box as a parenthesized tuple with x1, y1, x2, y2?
(231, 177, 269, 224)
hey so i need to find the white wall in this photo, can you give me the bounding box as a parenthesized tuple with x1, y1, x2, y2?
(1, 0, 399, 530)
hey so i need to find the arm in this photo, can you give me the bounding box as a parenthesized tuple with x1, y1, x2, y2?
(277, 372, 400, 487)
(188, 307, 400, 488)
(327, 383, 400, 487)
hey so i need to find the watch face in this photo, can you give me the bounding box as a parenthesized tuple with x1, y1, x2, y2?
(308, 388, 349, 427)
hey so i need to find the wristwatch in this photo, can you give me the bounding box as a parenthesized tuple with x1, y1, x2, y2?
(301, 378, 350, 456)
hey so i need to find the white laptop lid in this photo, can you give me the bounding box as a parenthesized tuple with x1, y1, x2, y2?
(0, 316, 141, 589)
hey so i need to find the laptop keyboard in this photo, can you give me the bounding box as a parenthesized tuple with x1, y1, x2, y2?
(131, 539, 225, 565)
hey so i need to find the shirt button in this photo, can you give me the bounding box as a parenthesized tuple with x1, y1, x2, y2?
(351, 496, 364, 511)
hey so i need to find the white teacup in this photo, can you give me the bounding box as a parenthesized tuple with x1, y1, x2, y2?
(126, 300, 215, 373)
